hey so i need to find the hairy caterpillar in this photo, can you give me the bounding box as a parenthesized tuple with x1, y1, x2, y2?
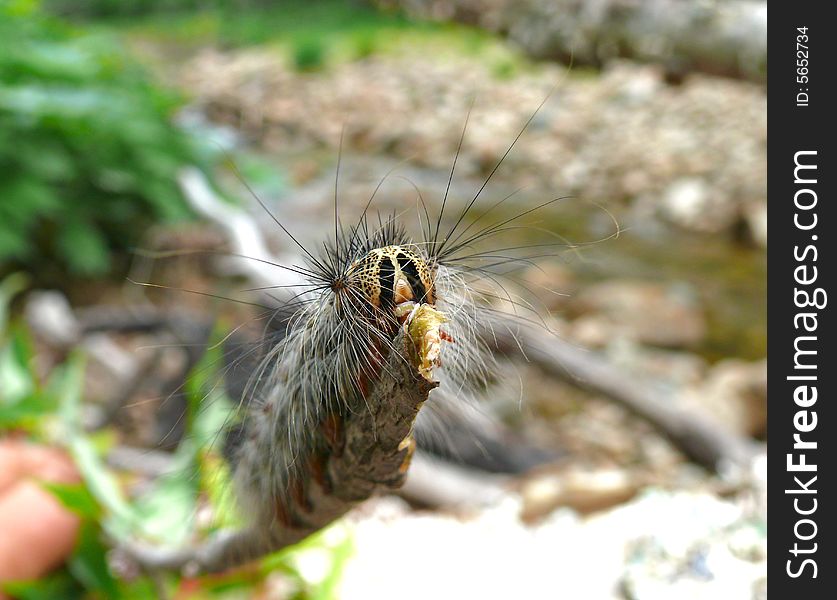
(127, 98, 595, 574)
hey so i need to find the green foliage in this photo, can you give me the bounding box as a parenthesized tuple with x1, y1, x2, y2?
(1, 281, 350, 597)
(0, 273, 57, 427)
(1, 571, 86, 600)
(76, 0, 422, 61)
(293, 37, 327, 72)
(41, 481, 102, 519)
(491, 57, 517, 80)
(0, 3, 201, 277)
(44, 0, 276, 19)
(352, 31, 379, 60)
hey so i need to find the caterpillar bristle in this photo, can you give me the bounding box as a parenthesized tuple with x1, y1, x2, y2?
(127, 89, 612, 573)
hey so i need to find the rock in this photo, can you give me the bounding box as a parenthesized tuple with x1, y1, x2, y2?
(621, 533, 766, 600)
(743, 200, 767, 247)
(604, 339, 708, 389)
(24, 291, 81, 348)
(520, 467, 644, 520)
(570, 314, 620, 348)
(660, 177, 738, 233)
(335, 490, 764, 600)
(175, 50, 766, 241)
(569, 280, 706, 348)
(679, 359, 767, 437)
(619, 497, 766, 600)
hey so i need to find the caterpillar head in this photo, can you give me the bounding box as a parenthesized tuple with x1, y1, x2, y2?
(341, 245, 446, 380)
(345, 245, 436, 311)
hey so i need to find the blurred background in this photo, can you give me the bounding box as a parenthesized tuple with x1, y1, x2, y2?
(1, 0, 765, 598)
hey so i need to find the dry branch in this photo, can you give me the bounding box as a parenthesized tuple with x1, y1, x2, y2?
(400, 453, 510, 508)
(487, 318, 761, 474)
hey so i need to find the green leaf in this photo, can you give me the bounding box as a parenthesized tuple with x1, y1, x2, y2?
(312, 531, 354, 600)
(0, 569, 84, 600)
(55, 216, 111, 275)
(67, 521, 122, 599)
(41, 481, 101, 519)
(0, 322, 43, 429)
(0, 343, 33, 405)
(0, 272, 28, 331)
(58, 355, 139, 539)
(0, 9, 201, 276)
(69, 437, 139, 539)
(200, 451, 242, 531)
(131, 446, 198, 546)
(0, 392, 55, 429)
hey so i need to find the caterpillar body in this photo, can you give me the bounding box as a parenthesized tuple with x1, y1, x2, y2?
(230, 226, 460, 529)
(130, 99, 592, 573)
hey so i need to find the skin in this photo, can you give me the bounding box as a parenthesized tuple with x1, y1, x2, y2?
(0, 439, 80, 598)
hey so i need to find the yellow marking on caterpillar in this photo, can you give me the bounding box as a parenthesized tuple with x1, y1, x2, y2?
(401, 302, 448, 381)
(346, 245, 436, 307)
(397, 435, 417, 474)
